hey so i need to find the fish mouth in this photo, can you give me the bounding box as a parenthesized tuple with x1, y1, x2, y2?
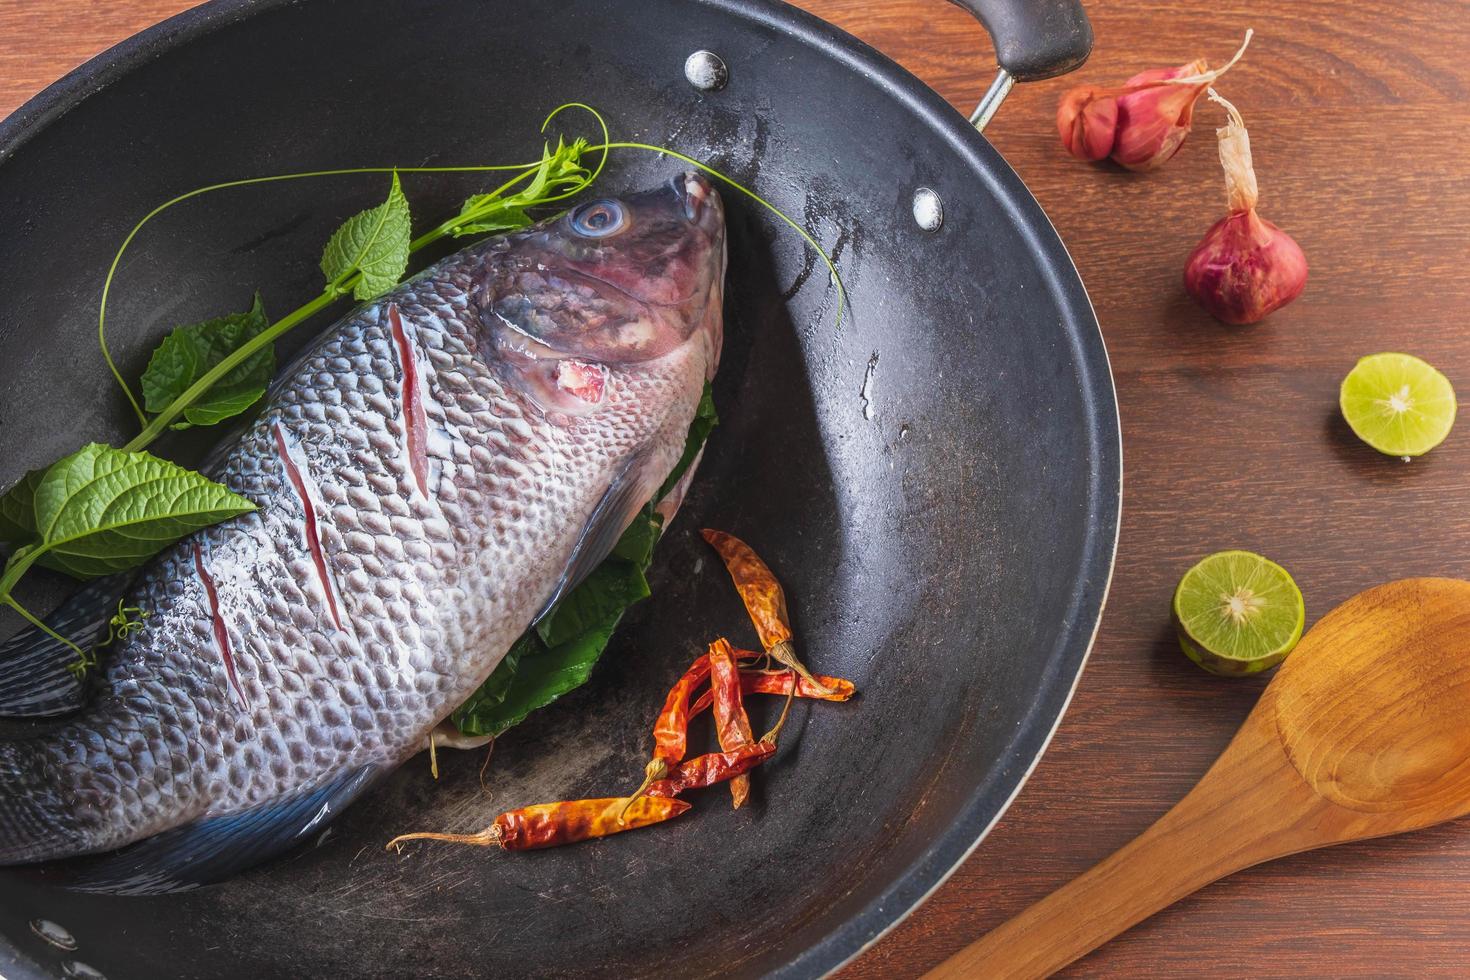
(680, 172, 722, 233)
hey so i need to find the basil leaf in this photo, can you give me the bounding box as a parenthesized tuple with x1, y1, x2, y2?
(0, 467, 46, 546)
(453, 613, 623, 738)
(13, 443, 255, 580)
(320, 172, 412, 300)
(536, 559, 651, 648)
(139, 293, 274, 428)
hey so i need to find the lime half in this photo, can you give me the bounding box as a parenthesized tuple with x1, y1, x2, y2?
(1340, 353, 1456, 457)
(1172, 551, 1305, 676)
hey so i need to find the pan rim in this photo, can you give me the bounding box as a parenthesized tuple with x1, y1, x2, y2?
(691, 1, 1122, 975)
(0, 1, 1122, 977)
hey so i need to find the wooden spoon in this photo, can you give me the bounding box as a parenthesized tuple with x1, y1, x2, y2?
(926, 577, 1470, 979)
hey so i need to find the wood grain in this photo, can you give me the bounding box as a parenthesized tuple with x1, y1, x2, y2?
(2, 0, 1469, 976)
(929, 578, 1470, 978)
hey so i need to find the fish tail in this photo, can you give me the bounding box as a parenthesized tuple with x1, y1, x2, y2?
(0, 738, 83, 864)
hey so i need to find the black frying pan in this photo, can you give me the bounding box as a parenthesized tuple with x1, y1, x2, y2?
(0, 0, 1119, 976)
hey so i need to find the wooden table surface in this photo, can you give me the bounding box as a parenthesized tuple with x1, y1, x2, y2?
(3, 0, 1468, 975)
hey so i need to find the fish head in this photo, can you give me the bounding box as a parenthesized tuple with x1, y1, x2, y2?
(477, 173, 725, 417)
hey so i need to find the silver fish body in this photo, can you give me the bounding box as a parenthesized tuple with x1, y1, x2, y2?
(0, 174, 725, 882)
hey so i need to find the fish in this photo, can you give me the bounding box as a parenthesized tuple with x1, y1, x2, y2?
(0, 172, 726, 893)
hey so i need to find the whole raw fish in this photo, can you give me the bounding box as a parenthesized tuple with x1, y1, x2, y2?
(0, 173, 725, 892)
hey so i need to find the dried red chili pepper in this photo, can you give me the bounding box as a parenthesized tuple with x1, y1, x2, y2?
(645, 741, 778, 799)
(650, 655, 707, 770)
(701, 529, 790, 647)
(386, 796, 691, 852)
(701, 529, 833, 695)
(620, 646, 759, 817)
(640, 647, 765, 771)
(690, 669, 857, 716)
(708, 638, 756, 808)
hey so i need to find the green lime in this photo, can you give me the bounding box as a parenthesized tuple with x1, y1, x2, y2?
(1340, 353, 1456, 457)
(1172, 551, 1305, 676)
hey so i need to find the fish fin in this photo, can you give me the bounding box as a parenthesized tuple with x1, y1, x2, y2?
(60, 764, 382, 895)
(0, 575, 128, 718)
(533, 452, 656, 624)
(424, 720, 495, 751)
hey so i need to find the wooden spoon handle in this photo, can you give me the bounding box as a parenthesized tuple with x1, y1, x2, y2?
(925, 704, 1333, 979)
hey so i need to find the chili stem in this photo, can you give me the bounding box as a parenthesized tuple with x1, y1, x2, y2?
(617, 758, 669, 823)
(761, 673, 799, 744)
(386, 826, 501, 852)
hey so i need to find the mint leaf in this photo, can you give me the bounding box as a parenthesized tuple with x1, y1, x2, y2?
(320, 172, 411, 300)
(0, 467, 47, 546)
(20, 444, 255, 579)
(139, 293, 274, 428)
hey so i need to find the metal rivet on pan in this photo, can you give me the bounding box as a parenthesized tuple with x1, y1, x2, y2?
(684, 50, 728, 91)
(62, 962, 106, 980)
(913, 188, 943, 232)
(29, 919, 78, 951)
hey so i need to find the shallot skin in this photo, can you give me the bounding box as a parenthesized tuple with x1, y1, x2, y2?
(1184, 209, 1308, 325)
(1109, 60, 1208, 171)
(1057, 32, 1253, 171)
(1057, 86, 1118, 161)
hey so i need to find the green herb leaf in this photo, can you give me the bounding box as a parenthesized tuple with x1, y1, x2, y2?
(452, 205, 531, 237)
(452, 613, 624, 738)
(451, 522, 659, 736)
(450, 384, 719, 738)
(449, 631, 538, 734)
(450, 139, 592, 239)
(536, 559, 651, 648)
(658, 382, 718, 500)
(11, 443, 256, 580)
(320, 172, 412, 300)
(139, 293, 275, 428)
(0, 467, 47, 546)
(611, 508, 663, 567)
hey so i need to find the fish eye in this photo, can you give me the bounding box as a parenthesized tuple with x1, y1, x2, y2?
(569, 200, 626, 238)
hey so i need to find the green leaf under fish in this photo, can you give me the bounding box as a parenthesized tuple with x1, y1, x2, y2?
(451, 383, 718, 738)
(537, 560, 652, 649)
(658, 382, 718, 501)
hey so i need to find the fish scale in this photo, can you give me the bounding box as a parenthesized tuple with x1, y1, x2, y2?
(0, 175, 725, 882)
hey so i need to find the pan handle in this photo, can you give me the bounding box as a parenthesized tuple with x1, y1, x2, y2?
(943, 0, 1094, 131)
